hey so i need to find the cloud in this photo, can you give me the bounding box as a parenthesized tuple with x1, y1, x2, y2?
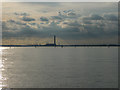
(2, 6, 118, 44)
(103, 14, 118, 21)
(3, 12, 118, 36)
(2, 21, 8, 30)
(62, 21, 82, 27)
(29, 23, 36, 25)
(63, 9, 74, 13)
(67, 12, 76, 16)
(14, 12, 30, 16)
(82, 14, 118, 21)
(90, 14, 104, 20)
(58, 10, 80, 19)
(8, 19, 26, 25)
(82, 20, 92, 24)
(2, 14, 117, 41)
(40, 17, 49, 21)
(22, 16, 35, 22)
(51, 16, 63, 20)
(23, 2, 61, 7)
(83, 14, 104, 20)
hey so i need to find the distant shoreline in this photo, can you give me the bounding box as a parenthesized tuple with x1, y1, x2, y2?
(0, 44, 120, 47)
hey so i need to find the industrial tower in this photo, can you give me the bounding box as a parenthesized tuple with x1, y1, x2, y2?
(54, 35, 56, 46)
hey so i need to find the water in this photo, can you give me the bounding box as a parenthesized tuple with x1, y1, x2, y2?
(1, 47, 118, 88)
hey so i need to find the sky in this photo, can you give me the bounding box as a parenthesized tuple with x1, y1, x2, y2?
(1, 0, 120, 2)
(2, 2, 118, 45)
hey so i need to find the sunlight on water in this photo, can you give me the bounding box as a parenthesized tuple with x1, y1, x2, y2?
(0, 47, 3, 89)
(0, 47, 118, 88)
(0, 47, 9, 89)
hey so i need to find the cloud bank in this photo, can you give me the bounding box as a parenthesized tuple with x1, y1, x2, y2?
(2, 2, 118, 44)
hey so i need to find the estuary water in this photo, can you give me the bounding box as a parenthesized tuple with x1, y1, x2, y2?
(0, 47, 118, 88)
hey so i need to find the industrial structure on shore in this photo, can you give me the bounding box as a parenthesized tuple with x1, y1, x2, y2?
(45, 35, 56, 46)
(1, 35, 120, 47)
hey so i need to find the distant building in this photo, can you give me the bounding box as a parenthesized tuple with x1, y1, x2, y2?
(45, 35, 56, 46)
(54, 35, 56, 45)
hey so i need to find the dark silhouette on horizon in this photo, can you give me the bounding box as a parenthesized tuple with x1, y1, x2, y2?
(45, 35, 56, 46)
(1, 36, 120, 47)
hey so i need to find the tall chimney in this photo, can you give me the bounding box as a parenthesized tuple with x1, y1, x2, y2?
(54, 35, 56, 45)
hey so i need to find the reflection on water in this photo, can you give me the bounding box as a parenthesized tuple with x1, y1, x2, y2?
(1, 47, 118, 88)
(0, 47, 10, 89)
(0, 47, 2, 89)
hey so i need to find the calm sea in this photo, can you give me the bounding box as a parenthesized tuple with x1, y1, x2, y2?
(0, 47, 118, 88)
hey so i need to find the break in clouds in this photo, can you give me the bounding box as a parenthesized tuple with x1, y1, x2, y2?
(2, 2, 118, 44)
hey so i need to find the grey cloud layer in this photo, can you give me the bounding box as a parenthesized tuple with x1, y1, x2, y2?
(40, 17, 49, 21)
(22, 16, 36, 21)
(2, 10, 118, 42)
(14, 12, 30, 16)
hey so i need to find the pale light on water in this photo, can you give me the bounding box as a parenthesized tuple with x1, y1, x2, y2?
(0, 47, 9, 89)
(0, 47, 3, 89)
(1, 47, 118, 88)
